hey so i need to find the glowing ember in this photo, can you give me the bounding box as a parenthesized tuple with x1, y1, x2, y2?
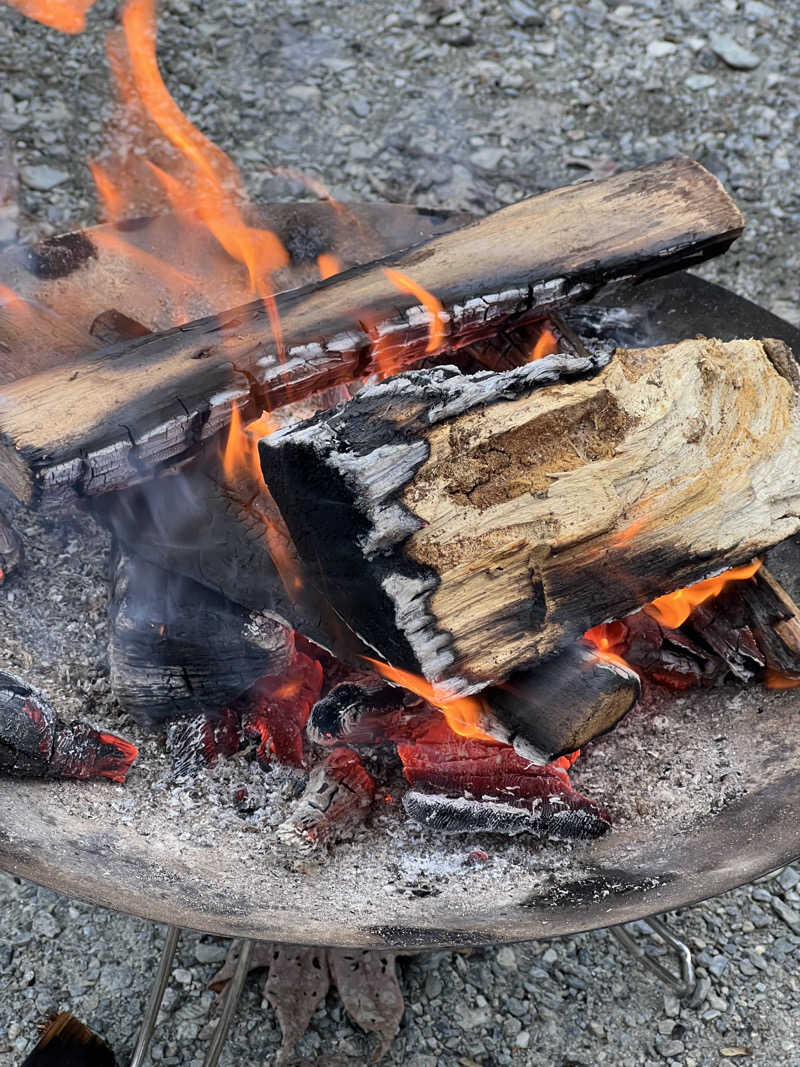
(5, 0, 96, 33)
(763, 669, 800, 690)
(527, 324, 559, 361)
(365, 658, 496, 742)
(583, 620, 631, 670)
(645, 560, 761, 629)
(383, 268, 445, 354)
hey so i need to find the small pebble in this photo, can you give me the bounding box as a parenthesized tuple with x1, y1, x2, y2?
(709, 32, 761, 70)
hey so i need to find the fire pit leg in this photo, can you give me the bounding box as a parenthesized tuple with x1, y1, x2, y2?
(202, 938, 254, 1067)
(129, 924, 181, 1067)
(609, 914, 696, 998)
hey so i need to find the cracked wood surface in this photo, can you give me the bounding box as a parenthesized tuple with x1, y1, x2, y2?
(261, 338, 800, 692)
(0, 157, 741, 503)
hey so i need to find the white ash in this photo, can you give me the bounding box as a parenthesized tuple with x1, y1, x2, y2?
(0, 489, 789, 914)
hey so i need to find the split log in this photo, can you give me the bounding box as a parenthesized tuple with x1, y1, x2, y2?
(109, 550, 292, 725)
(0, 158, 742, 503)
(261, 337, 800, 692)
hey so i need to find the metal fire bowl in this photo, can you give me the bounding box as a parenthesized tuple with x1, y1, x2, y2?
(0, 203, 799, 950)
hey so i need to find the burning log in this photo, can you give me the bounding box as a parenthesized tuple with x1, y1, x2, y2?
(261, 337, 800, 692)
(0, 670, 137, 782)
(232, 648, 323, 767)
(397, 720, 610, 839)
(613, 613, 722, 690)
(0, 158, 742, 504)
(109, 550, 292, 725)
(276, 746, 375, 854)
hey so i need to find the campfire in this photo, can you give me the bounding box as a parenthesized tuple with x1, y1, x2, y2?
(2, 0, 800, 877)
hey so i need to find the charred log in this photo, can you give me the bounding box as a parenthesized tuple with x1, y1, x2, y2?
(403, 790, 611, 840)
(109, 550, 292, 726)
(166, 708, 241, 778)
(0, 670, 137, 782)
(261, 337, 800, 692)
(276, 747, 375, 854)
(487, 644, 640, 760)
(0, 159, 742, 503)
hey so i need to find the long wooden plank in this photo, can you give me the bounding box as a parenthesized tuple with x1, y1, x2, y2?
(0, 157, 742, 503)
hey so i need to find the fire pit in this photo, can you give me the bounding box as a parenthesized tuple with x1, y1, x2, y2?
(0, 199, 798, 949)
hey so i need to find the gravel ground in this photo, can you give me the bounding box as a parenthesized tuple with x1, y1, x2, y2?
(1, 0, 799, 1063)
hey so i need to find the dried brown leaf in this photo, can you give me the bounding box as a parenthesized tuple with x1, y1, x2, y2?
(265, 945, 331, 1066)
(328, 948, 404, 1063)
(720, 1050, 752, 1059)
(206, 938, 275, 994)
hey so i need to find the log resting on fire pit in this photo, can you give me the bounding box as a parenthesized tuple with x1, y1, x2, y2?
(0, 157, 742, 504)
(260, 337, 800, 691)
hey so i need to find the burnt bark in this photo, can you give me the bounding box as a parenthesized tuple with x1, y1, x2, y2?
(0, 159, 742, 504)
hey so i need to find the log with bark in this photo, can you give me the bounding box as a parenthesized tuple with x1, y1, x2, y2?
(0, 158, 742, 504)
(260, 337, 800, 693)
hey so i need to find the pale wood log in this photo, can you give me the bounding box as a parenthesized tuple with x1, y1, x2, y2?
(260, 338, 800, 692)
(0, 158, 742, 504)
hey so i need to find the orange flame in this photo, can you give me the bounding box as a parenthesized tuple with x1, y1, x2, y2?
(764, 669, 800, 690)
(91, 0, 288, 351)
(222, 404, 277, 485)
(317, 253, 342, 280)
(383, 268, 445, 354)
(644, 560, 761, 629)
(5, 0, 96, 33)
(528, 325, 559, 362)
(365, 658, 496, 742)
(583, 620, 631, 671)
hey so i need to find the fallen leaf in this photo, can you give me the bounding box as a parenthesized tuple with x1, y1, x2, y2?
(328, 948, 404, 1063)
(720, 1050, 752, 1059)
(265, 945, 330, 1066)
(207, 938, 275, 994)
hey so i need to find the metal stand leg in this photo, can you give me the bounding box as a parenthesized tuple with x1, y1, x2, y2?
(609, 913, 696, 998)
(128, 928, 253, 1067)
(202, 939, 254, 1067)
(130, 925, 181, 1067)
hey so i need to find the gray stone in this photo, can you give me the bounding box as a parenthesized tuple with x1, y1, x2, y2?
(496, 946, 517, 969)
(685, 73, 717, 90)
(655, 1037, 685, 1058)
(19, 164, 70, 191)
(193, 941, 229, 965)
(709, 32, 761, 70)
(777, 866, 800, 891)
(772, 898, 800, 934)
(709, 955, 729, 978)
(647, 40, 678, 58)
(509, 1, 545, 27)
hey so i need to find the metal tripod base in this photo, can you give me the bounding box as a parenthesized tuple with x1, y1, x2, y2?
(129, 926, 253, 1067)
(609, 913, 696, 998)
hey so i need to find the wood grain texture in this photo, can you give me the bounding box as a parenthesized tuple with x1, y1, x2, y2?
(261, 338, 800, 692)
(0, 158, 742, 503)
